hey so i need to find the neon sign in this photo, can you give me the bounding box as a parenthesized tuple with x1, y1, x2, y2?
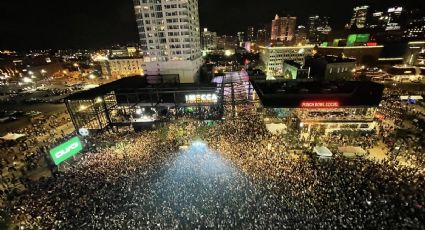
(49, 136, 83, 165)
(300, 101, 340, 108)
(185, 94, 218, 104)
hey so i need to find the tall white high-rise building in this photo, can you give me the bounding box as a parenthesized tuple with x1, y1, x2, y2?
(133, 0, 202, 83)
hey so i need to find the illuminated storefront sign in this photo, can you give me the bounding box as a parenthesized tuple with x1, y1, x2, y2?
(300, 101, 340, 108)
(49, 136, 83, 165)
(185, 94, 218, 104)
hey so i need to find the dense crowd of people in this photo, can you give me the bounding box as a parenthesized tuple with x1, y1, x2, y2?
(0, 112, 72, 204)
(3, 107, 424, 229)
(206, 111, 425, 228)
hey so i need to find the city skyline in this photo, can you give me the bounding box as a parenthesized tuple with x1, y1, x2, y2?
(0, 0, 423, 50)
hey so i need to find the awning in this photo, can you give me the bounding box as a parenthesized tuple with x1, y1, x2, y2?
(0, 133, 26, 141)
(313, 146, 333, 157)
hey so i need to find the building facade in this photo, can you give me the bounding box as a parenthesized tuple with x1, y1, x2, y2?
(304, 55, 356, 81)
(308, 15, 332, 43)
(346, 6, 369, 29)
(317, 46, 383, 66)
(256, 28, 269, 44)
(237, 32, 245, 44)
(369, 11, 388, 30)
(259, 45, 313, 78)
(403, 9, 425, 40)
(217, 35, 237, 50)
(271, 15, 297, 42)
(247, 26, 255, 41)
(385, 6, 403, 31)
(100, 58, 145, 79)
(133, 0, 202, 83)
(201, 28, 218, 50)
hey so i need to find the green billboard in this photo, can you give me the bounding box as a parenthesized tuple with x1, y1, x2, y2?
(347, 34, 370, 46)
(347, 34, 357, 46)
(49, 136, 83, 165)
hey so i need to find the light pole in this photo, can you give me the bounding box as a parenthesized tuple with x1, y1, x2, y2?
(40, 69, 47, 80)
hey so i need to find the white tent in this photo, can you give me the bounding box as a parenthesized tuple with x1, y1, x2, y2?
(266, 123, 287, 134)
(0, 133, 26, 141)
(338, 146, 367, 158)
(313, 146, 333, 158)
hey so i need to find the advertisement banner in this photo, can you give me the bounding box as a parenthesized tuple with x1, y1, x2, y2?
(49, 136, 83, 165)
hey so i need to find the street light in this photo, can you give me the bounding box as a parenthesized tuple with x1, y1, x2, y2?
(79, 105, 87, 111)
(22, 77, 33, 83)
(89, 74, 96, 79)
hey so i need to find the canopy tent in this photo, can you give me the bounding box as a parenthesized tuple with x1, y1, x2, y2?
(313, 146, 333, 158)
(0, 133, 26, 141)
(265, 123, 287, 135)
(338, 146, 367, 158)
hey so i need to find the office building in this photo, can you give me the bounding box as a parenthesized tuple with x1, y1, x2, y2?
(247, 26, 255, 41)
(296, 25, 308, 45)
(403, 9, 425, 39)
(369, 11, 388, 30)
(317, 45, 383, 66)
(256, 28, 269, 44)
(100, 57, 145, 79)
(110, 47, 139, 58)
(237, 32, 245, 43)
(282, 60, 310, 80)
(133, 0, 202, 83)
(404, 18, 425, 39)
(271, 15, 297, 42)
(304, 55, 356, 81)
(385, 7, 403, 31)
(259, 45, 314, 78)
(346, 6, 369, 29)
(217, 35, 237, 50)
(201, 28, 218, 50)
(308, 15, 332, 43)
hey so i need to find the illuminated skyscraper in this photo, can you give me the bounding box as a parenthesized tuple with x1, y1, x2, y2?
(271, 14, 296, 42)
(347, 6, 369, 29)
(201, 28, 218, 50)
(237, 32, 245, 43)
(369, 11, 388, 29)
(308, 15, 332, 43)
(133, 0, 202, 83)
(385, 6, 403, 31)
(257, 27, 269, 44)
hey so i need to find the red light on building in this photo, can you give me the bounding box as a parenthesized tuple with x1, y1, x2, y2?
(367, 42, 377, 46)
(300, 101, 340, 108)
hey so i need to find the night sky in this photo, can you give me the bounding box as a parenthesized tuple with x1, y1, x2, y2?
(0, 0, 423, 50)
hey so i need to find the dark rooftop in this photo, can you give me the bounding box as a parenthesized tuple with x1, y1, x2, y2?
(284, 60, 304, 69)
(66, 75, 217, 100)
(311, 55, 356, 64)
(251, 79, 384, 108)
